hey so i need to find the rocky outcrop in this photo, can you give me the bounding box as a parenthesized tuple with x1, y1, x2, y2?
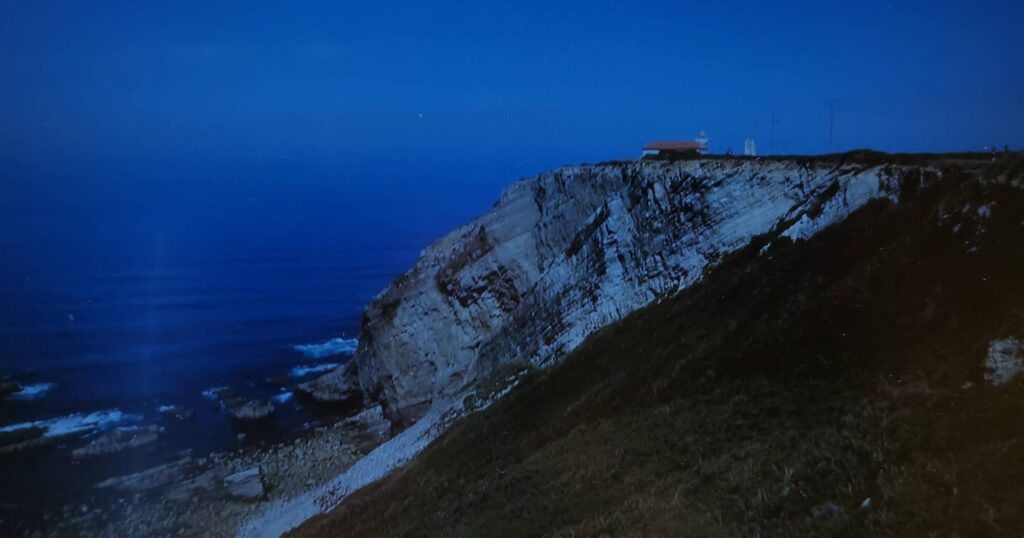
(72, 426, 161, 458)
(339, 404, 391, 452)
(158, 405, 196, 421)
(96, 453, 196, 492)
(224, 399, 275, 421)
(319, 157, 948, 425)
(295, 361, 362, 407)
(202, 387, 276, 421)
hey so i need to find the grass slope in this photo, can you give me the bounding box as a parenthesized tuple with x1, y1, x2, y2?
(296, 175, 1024, 537)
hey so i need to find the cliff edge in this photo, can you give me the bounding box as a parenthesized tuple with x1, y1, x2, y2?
(304, 154, 1016, 426)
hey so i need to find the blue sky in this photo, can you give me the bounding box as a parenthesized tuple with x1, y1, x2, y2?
(1, 1, 1022, 175)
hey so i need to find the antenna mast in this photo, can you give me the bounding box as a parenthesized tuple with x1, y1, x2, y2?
(770, 113, 778, 155)
(828, 100, 837, 153)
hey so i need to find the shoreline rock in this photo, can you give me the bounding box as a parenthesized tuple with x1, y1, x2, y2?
(59, 414, 374, 537)
(96, 454, 196, 492)
(295, 361, 362, 408)
(340, 404, 392, 452)
(71, 426, 161, 459)
(158, 405, 196, 421)
(223, 398, 275, 421)
(202, 386, 236, 402)
(224, 467, 266, 501)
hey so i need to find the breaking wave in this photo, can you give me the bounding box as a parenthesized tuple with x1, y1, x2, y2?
(0, 409, 140, 438)
(10, 382, 56, 400)
(293, 337, 358, 359)
(271, 391, 294, 404)
(201, 386, 232, 400)
(289, 363, 338, 378)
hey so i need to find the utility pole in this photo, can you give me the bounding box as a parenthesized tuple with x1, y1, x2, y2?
(770, 113, 778, 155)
(828, 100, 837, 153)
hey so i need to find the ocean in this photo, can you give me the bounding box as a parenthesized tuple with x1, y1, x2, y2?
(0, 158, 504, 518)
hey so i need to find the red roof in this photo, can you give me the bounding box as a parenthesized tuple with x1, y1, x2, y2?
(642, 140, 705, 151)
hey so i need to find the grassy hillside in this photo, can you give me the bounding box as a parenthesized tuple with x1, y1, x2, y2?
(295, 173, 1024, 537)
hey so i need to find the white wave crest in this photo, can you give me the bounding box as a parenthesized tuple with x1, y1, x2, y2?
(10, 382, 56, 400)
(271, 392, 294, 404)
(201, 386, 232, 400)
(0, 409, 140, 438)
(293, 337, 358, 359)
(288, 363, 338, 378)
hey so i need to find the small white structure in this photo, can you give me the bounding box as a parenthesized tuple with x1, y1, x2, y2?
(744, 139, 757, 156)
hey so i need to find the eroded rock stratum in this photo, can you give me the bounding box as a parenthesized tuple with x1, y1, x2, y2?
(313, 158, 941, 425)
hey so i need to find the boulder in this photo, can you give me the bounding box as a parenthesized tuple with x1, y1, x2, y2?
(223, 467, 265, 501)
(984, 337, 1023, 386)
(223, 398, 274, 421)
(165, 467, 222, 502)
(343, 404, 392, 451)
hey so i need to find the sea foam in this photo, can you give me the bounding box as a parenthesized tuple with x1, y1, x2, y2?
(293, 337, 358, 359)
(271, 391, 294, 404)
(0, 409, 140, 438)
(289, 363, 338, 378)
(201, 386, 232, 400)
(10, 382, 56, 400)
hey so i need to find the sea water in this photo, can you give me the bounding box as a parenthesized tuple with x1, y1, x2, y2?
(0, 158, 501, 522)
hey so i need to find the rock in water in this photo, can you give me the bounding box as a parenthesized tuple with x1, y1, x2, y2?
(224, 399, 274, 421)
(295, 360, 362, 406)
(202, 386, 236, 402)
(71, 426, 161, 458)
(309, 158, 933, 426)
(224, 467, 265, 501)
(157, 405, 196, 421)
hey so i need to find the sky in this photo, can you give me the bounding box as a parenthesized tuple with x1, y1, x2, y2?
(1, 0, 1023, 178)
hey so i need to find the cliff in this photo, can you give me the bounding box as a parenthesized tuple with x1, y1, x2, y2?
(294, 156, 1024, 537)
(303, 154, 1008, 425)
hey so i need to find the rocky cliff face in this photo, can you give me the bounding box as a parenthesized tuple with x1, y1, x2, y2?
(309, 157, 943, 424)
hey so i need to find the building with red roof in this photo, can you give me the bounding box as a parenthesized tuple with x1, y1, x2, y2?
(642, 132, 709, 157)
